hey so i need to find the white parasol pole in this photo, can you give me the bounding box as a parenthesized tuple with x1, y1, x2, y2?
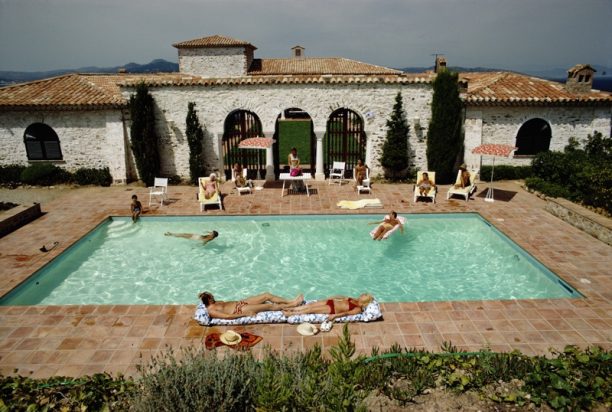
(485, 156, 495, 202)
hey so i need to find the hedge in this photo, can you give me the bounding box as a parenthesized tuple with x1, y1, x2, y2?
(0, 164, 114, 187)
(20, 163, 72, 186)
(73, 167, 112, 186)
(0, 164, 25, 186)
(479, 165, 532, 181)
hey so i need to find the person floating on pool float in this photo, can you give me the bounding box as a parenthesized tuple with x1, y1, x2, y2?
(199, 291, 304, 319)
(369, 211, 404, 240)
(282, 293, 373, 321)
(165, 230, 219, 245)
(130, 194, 142, 222)
(417, 172, 436, 197)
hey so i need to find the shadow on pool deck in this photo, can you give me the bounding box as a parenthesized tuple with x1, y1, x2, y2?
(0, 179, 610, 378)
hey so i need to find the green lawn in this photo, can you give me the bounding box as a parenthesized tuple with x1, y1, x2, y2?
(278, 120, 312, 164)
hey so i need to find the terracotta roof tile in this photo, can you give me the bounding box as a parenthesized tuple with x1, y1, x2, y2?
(460, 72, 612, 106)
(248, 57, 401, 76)
(172, 35, 256, 49)
(0, 73, 153, 110)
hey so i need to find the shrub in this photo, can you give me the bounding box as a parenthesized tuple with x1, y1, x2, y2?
(0, 164, 25, 186)
(20, 163, 71, 186)
(130, 82, 160, 186)
(186, 102, 207, 185)
(479, 165, 532, 181)
(381, 92, 411, 180)
(525, 177, 572, 199)
(426, 69, 464, 184)
(73, 167, 113, 186)
(168, 174, 182, 185)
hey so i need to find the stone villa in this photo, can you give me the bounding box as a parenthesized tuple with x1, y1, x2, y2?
(0, 35, 610, 183)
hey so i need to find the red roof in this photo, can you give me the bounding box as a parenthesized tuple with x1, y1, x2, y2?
(460, 71, 612, 106)
(248, 58, 401, 76)
(172, 35, 256, 50)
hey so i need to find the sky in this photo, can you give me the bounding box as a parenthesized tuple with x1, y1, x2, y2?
(0, 0, 611, 73)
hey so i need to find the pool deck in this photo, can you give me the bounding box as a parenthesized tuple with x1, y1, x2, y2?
(0, 179, 610, 378)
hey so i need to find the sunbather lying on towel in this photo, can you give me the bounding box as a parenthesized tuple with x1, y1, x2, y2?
(199, 291, 304, 320)
(282, 293, 374, 321)
(369, 211, 404, 240)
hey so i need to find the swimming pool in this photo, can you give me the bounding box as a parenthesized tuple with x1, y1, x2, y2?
(0, 214, 580, 305)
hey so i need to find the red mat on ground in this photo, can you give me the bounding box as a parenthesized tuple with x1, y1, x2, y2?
(205, 332, 262, 351)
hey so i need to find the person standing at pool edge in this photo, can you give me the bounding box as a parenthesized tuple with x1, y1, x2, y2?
(130, 194, 142, 222)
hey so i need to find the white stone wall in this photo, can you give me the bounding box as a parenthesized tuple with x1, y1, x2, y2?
(0, 109, 129, 182)
(464, 106, 612, 171)
(128, 82, 433, 179)
(178, 47, 247, 78)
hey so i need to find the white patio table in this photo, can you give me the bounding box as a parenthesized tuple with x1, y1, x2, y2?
(279, 172, 312, 197)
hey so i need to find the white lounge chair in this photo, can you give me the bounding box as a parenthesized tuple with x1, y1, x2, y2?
(149, 177, 168, 207)
(446, 170, 477, 201)
(354, 167, 372, 194)
(413, 171, 437, 203)
(232, 167, 252, 195)
(198, 177, 223, 211)
(328, 161, 346, 185)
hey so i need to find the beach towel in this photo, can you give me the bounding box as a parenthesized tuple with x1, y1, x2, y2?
(337, 198, 382, 209)
(205, 332, 263, 350)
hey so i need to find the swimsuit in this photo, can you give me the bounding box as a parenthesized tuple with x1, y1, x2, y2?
(232, 300, 248, 314)
(326, 298, 360, 315)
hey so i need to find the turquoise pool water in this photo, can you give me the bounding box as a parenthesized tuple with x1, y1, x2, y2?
(0, 214, 580, 305)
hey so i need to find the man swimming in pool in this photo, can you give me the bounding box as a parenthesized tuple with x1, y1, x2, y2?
(282, 293, 373, 321)
(165, 230, 218, 245)
(199, 291, 304, 319)
(369, 211, 404, 240)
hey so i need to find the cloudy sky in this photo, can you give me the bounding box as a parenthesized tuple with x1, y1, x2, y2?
(0, 0, 610, 73)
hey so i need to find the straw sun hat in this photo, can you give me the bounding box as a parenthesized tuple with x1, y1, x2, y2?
(220, 330, 242, 345)
(297, 322, 318, 336)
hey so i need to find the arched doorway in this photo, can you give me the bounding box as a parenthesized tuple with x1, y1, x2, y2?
(324, 108, 366, 176)
(222, 110, 264, 180)
(23, 123, 63, 160)
(273, 108, 315, 177)
(515, 118, 552, 156)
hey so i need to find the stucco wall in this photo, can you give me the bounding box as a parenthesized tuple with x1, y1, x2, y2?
(463, 106, 612, 171)
(131, 82, 433, 179)
(178, 47, 247, 78)
(0, 110, 129, 183)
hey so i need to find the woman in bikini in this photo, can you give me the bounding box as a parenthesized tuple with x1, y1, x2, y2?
(201, 173, 219, 199)
(199, 291, 304, 320)
(369, 211, 404, 241)
(354, 159, 369, 187)
(282, 293, 373, 321)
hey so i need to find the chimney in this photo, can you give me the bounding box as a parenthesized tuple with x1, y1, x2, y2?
(434, 55, 447, 73)
(565, 64, 595, 93)
(291, 45, 304, 59)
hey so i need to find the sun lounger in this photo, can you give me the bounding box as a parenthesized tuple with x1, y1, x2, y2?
(446, 170, 477, 201)
(337, 198, 382, 209)
(369, 215, 406, 240)
(194, 299, 383, 326)
(413, 171, 437, 203)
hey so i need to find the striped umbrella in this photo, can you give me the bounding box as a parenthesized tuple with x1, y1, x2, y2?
(471, 144, 517, 202)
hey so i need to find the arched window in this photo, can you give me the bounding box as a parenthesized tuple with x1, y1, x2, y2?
(325, 108, 366, 175)
(23, 123, 63, 160)
(222, 110, 263, 180)
(515, 118, 551, 156)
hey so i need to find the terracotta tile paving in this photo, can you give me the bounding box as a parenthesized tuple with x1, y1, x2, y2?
(0, 179, 610, 378)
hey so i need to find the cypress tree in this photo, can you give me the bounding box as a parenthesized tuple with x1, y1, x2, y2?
(380, 92, 411, 180)
(185, 102, 206, 184)
(129, 83, 160, 186)
(426, 70, 463, 184)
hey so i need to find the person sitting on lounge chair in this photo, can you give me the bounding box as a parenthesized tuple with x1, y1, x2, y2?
(165, 230, 218, 245)
(369, 211, 404, 240)
(201, 173, 219, 199)
(417, 172, 436, 197)
(454, 164, 471, 188)
(199, 291, 304, 319)
(233, 163, 253, 189)
(282, 293, 373, 321)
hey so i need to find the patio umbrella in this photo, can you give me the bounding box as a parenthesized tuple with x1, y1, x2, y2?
(238, 137, 275, 180)
(471, 144, 517, 202)
(238, 137, 274, 149)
